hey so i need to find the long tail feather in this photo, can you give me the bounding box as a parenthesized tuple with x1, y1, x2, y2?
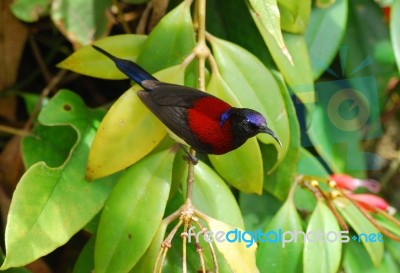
(92, 45, 158, 87)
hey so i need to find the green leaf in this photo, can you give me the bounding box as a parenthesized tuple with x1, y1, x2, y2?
(50, 0, 112, 46)
(249, 7, 315, 108)
(294, 148, 327, 212)
(22, 124, 76, 168)
(58, 34, 147, 79)
(303, 201, 342, 273)
(373, 214, 400, 238)
(239, 192, 282, 231)
(206, 0, 274, 66)
(72, 236, 95, 273)
(344, 0, 395, 105)
(307, 78, 377, 177)
(206, 217, 259, 273)
(94, 149, 175, 273)
(209, 36, 289, 158)
(1, 90, 117, 269)
(386, 239, 400, 264)
(130, 222, 167, 273)
(86, 65, 185, 180)
(334, 197, 384, 267)
(277, 0, 311, 34)
(297, 147, 329, 178)
(391, 0, 400, 72)
(256, 193, 303, 273)
(209, 140, 263, 195)
(136, 1, 196, 73)
(262, 71, 300, 200)
(192, 161, 244, 228)
(11, 0, 50, 22)
(206, 71, 263, 195)
(343, 241, 398, 273)
(247, 0, 293, 64)
(305, 0, 348, 79)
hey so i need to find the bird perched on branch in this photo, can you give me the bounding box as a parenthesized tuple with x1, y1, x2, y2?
(92, 45, 282, 155)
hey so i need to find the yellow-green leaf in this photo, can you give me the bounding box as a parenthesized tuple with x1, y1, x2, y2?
(247, 0, 293, 64)
(303, 201, 342, 273)
(192, 161, 244, 228)
(94, 149, 174, 273)
(86, 65, 185, 180)
(206, 217, 259, 273)
(57, 34, 147, 79)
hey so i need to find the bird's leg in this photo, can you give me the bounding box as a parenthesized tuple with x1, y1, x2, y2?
(180, 145, 199, 165)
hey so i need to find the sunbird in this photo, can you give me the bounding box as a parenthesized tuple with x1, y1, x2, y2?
(92, 45, 281, 155)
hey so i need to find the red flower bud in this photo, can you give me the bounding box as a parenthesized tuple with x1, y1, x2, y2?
(348, 193, 389, 211)
(330, 174, 380, 193)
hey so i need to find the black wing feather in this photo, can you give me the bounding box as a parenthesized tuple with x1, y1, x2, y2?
(137, 90, 213, 153)
(141, 81, 218, 107)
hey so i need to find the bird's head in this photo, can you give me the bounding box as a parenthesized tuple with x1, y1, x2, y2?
(225, 108, 282, 147)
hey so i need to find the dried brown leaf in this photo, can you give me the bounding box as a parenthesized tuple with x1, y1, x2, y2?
(0, 0, 29, 90)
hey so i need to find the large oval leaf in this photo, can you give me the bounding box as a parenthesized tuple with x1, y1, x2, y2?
(303, 201, 342, 273)
(11, 0, 50, 22)
(86, 65, 185, 180)
(209, 36, 289, 159)
(305, 0, 348, 79)
(192, 161, 244, 228)
(248, 9, 315, 108)
(207, 72, 263, 194)
(51, 0, 112, 47)
(1, 90, 116, 270)
(206, 217, 259, 273)
(136, 0, 196, 73)
(58, 34, 147, 79)
(262, 71, 300, 200)
(256, 192, 303, 273)
(94, 149, 175, 273)
(247, 0, 293, 64)
(130, 222, 167, 273)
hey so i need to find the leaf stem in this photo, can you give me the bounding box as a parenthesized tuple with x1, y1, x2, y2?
(185, 0, 207, 204)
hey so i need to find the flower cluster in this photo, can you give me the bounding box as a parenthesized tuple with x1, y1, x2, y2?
(330, 173, 393, 214)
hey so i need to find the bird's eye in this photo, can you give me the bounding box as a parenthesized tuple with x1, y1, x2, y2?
(248, 121, 259, 129)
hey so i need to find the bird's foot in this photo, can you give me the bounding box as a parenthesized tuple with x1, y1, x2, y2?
(181, 146, 198, 165)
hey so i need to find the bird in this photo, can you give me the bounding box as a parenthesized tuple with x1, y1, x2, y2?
(92, 45, 282, 155)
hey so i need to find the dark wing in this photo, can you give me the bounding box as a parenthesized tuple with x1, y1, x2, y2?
(137, 83, 217, 153)
(141, 81, 218, 107)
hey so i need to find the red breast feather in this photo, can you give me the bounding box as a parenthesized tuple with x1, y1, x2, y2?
(187, 97, 233, 154)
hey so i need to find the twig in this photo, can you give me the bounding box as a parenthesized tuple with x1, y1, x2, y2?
(0, 124, 30, 137)
(112, 0, 132, 34)
(23, 69, 67, 131)
(136, 1, 153, 34)
(194, 211, 219, 273)
(153, 219, 184, 273)
(182, 221, 189, 273)
(29, 33, 52, 84)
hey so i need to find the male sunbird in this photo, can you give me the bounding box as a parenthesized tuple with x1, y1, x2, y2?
(92, 45, 282, 155)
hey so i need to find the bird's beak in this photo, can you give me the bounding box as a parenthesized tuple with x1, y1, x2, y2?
(261, 126, 282, 148)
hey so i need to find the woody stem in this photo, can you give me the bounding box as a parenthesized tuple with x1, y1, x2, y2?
(185, 0, 207, 203)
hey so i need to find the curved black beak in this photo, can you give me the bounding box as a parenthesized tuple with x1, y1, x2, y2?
(260, 126, 282, 148)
